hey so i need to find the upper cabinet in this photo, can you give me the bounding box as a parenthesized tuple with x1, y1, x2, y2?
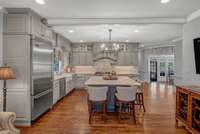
(4, 8, 53, 41)
(71, 44, 93, 66)
(4, 14, 30, 34)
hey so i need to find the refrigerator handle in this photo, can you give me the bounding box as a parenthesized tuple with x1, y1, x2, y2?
(34, 89, 53, 99)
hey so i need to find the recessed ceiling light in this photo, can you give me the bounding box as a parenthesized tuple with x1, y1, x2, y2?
(80, 40, 84, 43)
(68, 30, 74, 33)
(161, 0, 170, 4)
(35, 0, 46, 5)
(134, 29, 139, 33)
(125, 40, 129, 42)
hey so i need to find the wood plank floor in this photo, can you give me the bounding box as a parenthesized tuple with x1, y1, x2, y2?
(19, 83, 188, 134)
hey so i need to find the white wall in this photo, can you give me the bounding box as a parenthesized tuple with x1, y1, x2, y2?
(174, 40, 183, 85)
(0, 8, 4, 111)
(181, 17, 200, 85)
(139, 45, 174, 82)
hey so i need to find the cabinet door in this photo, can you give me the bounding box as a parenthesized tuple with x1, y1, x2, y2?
(31, 14, 42, 37)
(132, 52, 138, 66)
(176, 87, 190, 124)
(86, 52, 93, 65)
(53, 80, 60, 104)
(190, 93, 200, 133)
(79, 52, 86, 65)
(4, 14, 30, 34)
(118, 52, 124, 65)
(72, 52, 79, 66)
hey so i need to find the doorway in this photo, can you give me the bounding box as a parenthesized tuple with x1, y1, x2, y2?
(150, 59, 158, 82)
(149, 55, 175, 83)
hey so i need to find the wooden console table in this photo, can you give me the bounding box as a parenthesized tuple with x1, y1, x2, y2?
(176, 86, 200, 134)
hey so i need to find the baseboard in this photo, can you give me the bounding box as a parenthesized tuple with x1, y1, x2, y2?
(15, 119, 31, 127)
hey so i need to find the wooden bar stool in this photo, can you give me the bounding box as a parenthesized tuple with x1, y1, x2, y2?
(115, 86, 136, 124)
(87, 86, 108, 124)
(135, 80, 146, 112)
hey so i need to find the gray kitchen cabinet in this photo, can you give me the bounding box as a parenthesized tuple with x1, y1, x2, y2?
(79, 52, 86, 65)
(117, 52, 137, 66)
(31, 13, 42, 37)
(4, 8, 53, 41)
(4, 14, 30, 34)
(85, 52, 93, 65)
(74, 75, 86, 89)
(53, 80, 60, 105)
(118, 52, 125, 65)
(72, 52, 80, 66)
(72, 52, 93, 66)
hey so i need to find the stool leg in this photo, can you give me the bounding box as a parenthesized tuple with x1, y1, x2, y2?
(103, 102, 106, 122)
(118, 102, 122, 122)
(132, 102, 136, 124)
(141, 93, 146, 112)
(88, 101, 92, 124)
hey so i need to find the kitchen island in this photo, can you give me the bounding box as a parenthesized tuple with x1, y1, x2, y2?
(85, 76, 140, 112)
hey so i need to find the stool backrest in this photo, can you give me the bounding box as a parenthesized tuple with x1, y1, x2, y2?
(116, 86, 137, 101)
(87, 86, 108, 101)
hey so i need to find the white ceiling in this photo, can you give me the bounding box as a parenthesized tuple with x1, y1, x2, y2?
(0, 0, 199, 44)
(54, 24, 182, 43)
(0, 0, 200, 18)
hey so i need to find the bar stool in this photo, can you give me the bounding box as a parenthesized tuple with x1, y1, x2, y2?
(115, 86, 136, 124)
(87, 86, 108, 124)
(135, 80, 146, 112)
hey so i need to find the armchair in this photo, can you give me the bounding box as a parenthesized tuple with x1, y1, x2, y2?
(0, 112, 20, 134)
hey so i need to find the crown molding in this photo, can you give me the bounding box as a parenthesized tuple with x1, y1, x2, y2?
(48, 17, 186, 26)
(139, 39, 178, 50)
(187, 9, 200, 22)
(0, 7, 7, 14)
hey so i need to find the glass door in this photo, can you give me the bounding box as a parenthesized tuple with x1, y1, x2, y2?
(150, 60, 157, 82)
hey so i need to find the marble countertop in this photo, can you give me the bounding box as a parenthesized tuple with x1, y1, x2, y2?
(85, 76, 141, 86)
(54, 73, 74, 81)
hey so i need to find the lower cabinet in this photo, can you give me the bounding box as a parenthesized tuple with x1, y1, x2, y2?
(176, 86, 200, 134)
(74, 74, 90, 89)
(53, 76, 75, 104)
(53, 80, 60, 104)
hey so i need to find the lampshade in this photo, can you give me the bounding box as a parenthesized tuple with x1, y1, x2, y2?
(0, 67, 16, 80)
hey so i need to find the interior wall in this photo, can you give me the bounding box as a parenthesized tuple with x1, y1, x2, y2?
(174, 40, 183, 85)
(181, 16, 200, 85)
(0, 8, 4, 111)
(139, 45, 174, 82)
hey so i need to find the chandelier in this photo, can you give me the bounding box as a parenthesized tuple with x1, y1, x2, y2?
(101, 29, 120, 51)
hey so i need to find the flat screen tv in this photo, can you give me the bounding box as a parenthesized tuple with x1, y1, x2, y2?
(194, 38, 200, 74)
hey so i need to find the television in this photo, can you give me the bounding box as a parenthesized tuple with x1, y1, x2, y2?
(194, 38, 200, 74)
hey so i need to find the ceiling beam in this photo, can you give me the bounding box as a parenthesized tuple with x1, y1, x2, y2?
(48, 17, 186, 26)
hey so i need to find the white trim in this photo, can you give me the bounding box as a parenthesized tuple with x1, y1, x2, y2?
(171, 37, 182, 42)
(48, 17, 186, 26)
(187, 9, 200, 22)
(0, 7, 7, 13)
(140, 40, 175, 50)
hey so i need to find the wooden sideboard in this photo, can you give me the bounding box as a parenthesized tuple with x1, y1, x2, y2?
(176, 86, 200, 134)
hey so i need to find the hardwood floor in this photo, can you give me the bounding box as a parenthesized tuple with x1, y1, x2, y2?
(19, 83, 188, 134)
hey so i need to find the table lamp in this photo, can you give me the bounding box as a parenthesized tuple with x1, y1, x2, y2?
(0, 66, 16, 111)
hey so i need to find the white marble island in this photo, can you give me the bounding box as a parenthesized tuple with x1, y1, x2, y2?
(85, 76, 140, 112)
(85, 76, 140, 86)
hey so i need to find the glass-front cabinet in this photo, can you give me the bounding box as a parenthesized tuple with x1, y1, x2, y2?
(190, 93, 200, 133)
(176, 86, 200, 134)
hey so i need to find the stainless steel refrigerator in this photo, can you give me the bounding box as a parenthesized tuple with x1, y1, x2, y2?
(31, 36, 53, 121)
